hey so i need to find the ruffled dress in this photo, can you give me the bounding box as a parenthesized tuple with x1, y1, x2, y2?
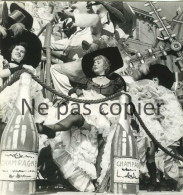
(42, 91, 121, 191)
(41, 75, 126, 192)
(2, 72, 182, 190)
(128, 79, 183, 181)
(0, 79, 44, 122)
(46, 78, 183, 191)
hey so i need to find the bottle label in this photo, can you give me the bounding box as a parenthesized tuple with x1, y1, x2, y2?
(114, 157, 139, 183)
(0, 151, 38, 181)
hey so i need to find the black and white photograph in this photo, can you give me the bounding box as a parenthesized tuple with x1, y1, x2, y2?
(0, 1, 183, 195)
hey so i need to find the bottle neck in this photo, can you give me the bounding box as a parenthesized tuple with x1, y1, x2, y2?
(16, 73, 32, 113)
(119, 95, 130, 133)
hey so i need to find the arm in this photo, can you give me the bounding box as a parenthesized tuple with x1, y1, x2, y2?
(0, 65, 23, 78)
(0, 64, 36, 79)
(22, 65, 37, 75)
(0, 57, 9, 78)
(0, 61, 21, 78)
(0, 69, 11, 78)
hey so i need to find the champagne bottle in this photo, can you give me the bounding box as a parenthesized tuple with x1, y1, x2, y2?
(111, 95, 139, 194)
(0, 73, 39, 195)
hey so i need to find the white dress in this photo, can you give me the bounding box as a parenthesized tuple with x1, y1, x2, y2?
(47, 80, 183, 190)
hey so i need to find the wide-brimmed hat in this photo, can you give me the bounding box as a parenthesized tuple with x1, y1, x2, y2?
(87, 1, 136, 35)
(1, 2, 33, 30)
(82, 47, 123, 78)
(1, 29, 42, 68)
(140, 64, 175, 89)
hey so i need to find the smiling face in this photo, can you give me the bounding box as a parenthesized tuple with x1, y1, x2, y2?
(11, 45, 26, 63)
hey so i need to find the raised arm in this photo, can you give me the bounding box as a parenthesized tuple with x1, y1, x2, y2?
(0, 69, 11, 78)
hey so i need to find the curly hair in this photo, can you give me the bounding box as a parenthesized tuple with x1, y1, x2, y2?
(9, 42, 28, 63)
(92, 55, 111, 74)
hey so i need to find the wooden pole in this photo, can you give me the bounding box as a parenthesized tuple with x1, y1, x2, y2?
(44, 23, 52, 101)
(37, 19, 54, 37)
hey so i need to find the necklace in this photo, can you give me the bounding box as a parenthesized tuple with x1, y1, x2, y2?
(96, 75, 106, 79)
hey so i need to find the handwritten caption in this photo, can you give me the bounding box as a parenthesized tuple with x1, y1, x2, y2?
(114, 158, 139, 183)
(0, 151, 38, 181)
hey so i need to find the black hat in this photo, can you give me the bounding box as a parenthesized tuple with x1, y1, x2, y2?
(1, 30, 42, 68)
(82, 47, 123, 78)
(140, 64, 175, 89)
(2, 2, 33, 30)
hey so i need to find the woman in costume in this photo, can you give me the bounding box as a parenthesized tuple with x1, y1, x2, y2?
(127, 64, 183, 191)
(0, 19, 42, 131)
(37, 47, 127, 192)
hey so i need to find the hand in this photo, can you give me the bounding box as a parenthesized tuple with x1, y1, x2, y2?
(23, 65, 36, 75)
(0, 25, 7, 39)
(121, 56, 131, 73)
(100, 104, 109, 115)
(76, 89, 83, 97)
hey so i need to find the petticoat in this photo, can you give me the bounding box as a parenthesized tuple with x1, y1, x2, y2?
(2, 77, 182, 188)
(0, 79, 44, 123)
(43, 79, 183, 189)
(128, 79, 183, 180)
(78, 83, 183, 181)
(48, 126, 98, 192)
